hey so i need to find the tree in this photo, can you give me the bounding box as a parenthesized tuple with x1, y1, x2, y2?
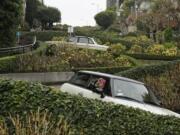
(46, 7, 61, 28)
(95, 11, 116, 29)
(0, 0, 22, 48)
(25, 0, 41, 28)
(37, 6, 61, 29)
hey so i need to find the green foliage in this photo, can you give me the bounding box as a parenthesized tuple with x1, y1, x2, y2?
(128, 45, 143, 54)
(0, 44, 137, 73)
(0, 0, 23, 48)
(115, 55, 137, 67)
(23, 31, 67, 41)
(26, 0, 61, 29)
(107, 43, 126, 57)
(146, 44, 165, 55)
(0, 56, 18, 73)
(0, 110, 72, 135)
(0, 79, 180, 135)
(122, 35, 153, 49)
(37, 6, 61, 29)
(25, 0, 43, 28)
(95, 11, 116, 29)
(164, 28, 173, 42)
(126, 53, 180, 61)
(146, 44, 178, 56)
(118, 60, 180, 111)
(52, 36, 66, 41)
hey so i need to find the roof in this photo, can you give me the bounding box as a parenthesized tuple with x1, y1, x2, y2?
(79, 71, 144, 85)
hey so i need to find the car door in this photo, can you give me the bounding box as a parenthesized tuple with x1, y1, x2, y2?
(77, 37, 90, 49)
(61, 73, 100, 99)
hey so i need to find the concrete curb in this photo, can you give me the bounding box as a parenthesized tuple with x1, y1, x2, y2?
(0, 72, 74, 84)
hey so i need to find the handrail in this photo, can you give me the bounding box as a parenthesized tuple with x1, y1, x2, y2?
(0, 36, 36, 55)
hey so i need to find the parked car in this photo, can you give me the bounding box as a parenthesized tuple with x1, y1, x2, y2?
(61, 71, 180, 118)
(67, 36, 108, 51)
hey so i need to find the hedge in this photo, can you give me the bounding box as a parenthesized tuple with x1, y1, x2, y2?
(0, 79, 180, 135)
(126, 53, 180, 61)
(23, 31, 68, 41)
(117, 60, 180, 80)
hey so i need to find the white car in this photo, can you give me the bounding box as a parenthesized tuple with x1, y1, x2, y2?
(61, 71, 180, 118)
(67, 36, 108, 51)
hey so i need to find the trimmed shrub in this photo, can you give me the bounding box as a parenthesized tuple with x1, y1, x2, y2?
(95, 11, 116, 29)
(0, 79, 180, 135)
(0, 44, 137, 73)
(115, 55, 137, 67)
(0, 110, 72, 135)
(164, 27, 173, 42)
(146, 44, 165, 55)
(23, 31, 67, 41)
(126, 53, 180, 60)
(107, 43, 126, 57)
(128, 45, 143, 54)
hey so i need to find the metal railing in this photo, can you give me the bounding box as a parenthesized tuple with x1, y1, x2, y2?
(0, 37, 36, 56)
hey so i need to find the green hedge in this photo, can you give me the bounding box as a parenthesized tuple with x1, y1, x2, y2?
(0, 56, 18, 73)
(117, 60, 180, 80)
(23, 31, 67, 41)
(0, 79, 180, 135)
(126, 53, 180, 61)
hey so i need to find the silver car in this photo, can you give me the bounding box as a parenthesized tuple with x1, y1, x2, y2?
(68, 36, 108, 51)
(61, 71, 180, 118)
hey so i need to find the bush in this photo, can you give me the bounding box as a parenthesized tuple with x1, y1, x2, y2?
(164, 27, 173, 42)
(0, 79, 180, 135)
(95, 11, 116, 29)
(122, 35, 153, 49)
(126, 53, 180, 60)
(107, 43, 126, 57)
(0, 44, 137, 73)
(115, 55, 137, 67)
(23, 31, 67, 41)
(146, 44, 178, 56)
(128, 45, 143, 54)
(146, 44, 165, 55)
(117, 60, 180, 111)
(52, 36, 67, 41)
(0, 0, 22, 48)
(0, 110, 72, 135)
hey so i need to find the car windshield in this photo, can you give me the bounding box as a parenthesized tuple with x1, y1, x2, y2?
(113, 79, 158, 105)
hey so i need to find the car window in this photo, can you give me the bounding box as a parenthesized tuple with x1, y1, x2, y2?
(88, 75, 111, 96)
(88, 38, 94, 44)
(70, 73, 90, 88)
(78, 37, 89, 44)
(113, 79, 150, 102)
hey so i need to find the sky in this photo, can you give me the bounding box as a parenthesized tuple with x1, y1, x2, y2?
(44, 0, 106, 26)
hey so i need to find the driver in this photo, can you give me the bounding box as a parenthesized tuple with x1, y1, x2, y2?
(95, 78, 106, 92)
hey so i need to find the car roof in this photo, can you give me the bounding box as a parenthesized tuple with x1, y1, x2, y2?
(79, 70, 144, 85)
